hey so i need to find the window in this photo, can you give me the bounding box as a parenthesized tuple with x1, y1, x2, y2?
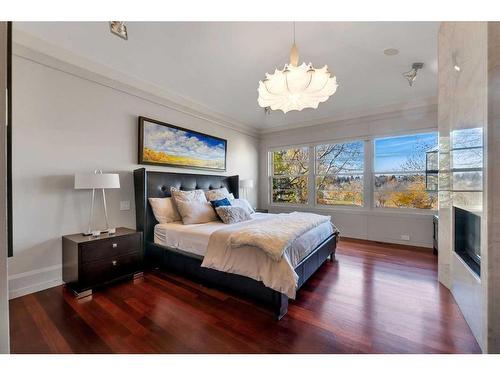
(271, 147, 309, 204)
(425, 148, 438, 191)
(374, 132, 438, 209)
(315, 141, 364, 206)
(451, 127, 483, 208)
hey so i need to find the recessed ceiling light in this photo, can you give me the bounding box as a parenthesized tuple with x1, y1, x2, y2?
(454, 65, 461, 72)
(383, 48, 399, 56)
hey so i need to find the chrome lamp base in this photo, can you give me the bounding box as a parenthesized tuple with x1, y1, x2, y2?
(83, 185, 114, 236)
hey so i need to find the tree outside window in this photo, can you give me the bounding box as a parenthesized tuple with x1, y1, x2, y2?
(271, 147, 309, 204)
(374, 132, 438, 209)
(315, 141, 364, 206)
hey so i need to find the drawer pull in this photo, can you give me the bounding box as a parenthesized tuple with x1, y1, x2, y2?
(112, 260, 117, 266)
(112, 243, 118, 248)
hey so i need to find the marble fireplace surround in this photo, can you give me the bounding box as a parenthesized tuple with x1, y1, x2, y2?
(438, 21, 500, 353)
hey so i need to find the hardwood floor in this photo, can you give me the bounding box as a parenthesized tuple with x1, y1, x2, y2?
(9, 238, 481, 353)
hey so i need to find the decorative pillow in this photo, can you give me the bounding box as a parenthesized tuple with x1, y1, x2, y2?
(171, 187, 207, 204)
(205, 187, 232, 202)
(231, 198, 255, 214)
(215, 206, 252, 224)
(148, 197, 181, 223)
(210, 197, 232, 209)
(175, 200, 218, 225)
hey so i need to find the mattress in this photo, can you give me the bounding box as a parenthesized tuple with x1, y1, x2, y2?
(154, 212, 334, 267)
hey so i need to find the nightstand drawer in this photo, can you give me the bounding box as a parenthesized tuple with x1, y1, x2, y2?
(80, 233, 141, 264)
(80, 252, 141, 287)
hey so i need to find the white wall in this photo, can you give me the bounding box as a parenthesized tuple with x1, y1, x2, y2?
(259, 104, 438, 248)
(0, 22, 10, 354)
(8, 45, 259, 298)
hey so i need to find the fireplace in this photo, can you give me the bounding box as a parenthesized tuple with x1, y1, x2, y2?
(454, 206, 481, 276)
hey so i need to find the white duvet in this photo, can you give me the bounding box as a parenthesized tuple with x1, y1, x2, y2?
(228, 212, 331, 261)
(154, 213, 335, 299)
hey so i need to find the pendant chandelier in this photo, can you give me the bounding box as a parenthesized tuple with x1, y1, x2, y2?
(257, 23, 338, 113)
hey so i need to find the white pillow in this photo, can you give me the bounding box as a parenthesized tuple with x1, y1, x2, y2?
(231, 198, 255, 214)
(175, 200, 218, 225)
(148, 197, 181, 223)
(215, 206, 251, 224)
(171, 187, 207, 204)
(205, 187, 233, 202)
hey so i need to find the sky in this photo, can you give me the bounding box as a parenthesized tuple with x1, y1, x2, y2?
(144, 122, 225, 161)
(374, 132, 438, 172)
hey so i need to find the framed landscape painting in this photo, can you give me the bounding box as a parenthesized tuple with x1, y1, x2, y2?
(138, 117, 227, 171)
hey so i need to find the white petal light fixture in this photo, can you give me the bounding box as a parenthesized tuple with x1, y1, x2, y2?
(258, 24, 338, 113)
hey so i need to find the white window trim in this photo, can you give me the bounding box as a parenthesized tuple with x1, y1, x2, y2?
(268, 132, 438, 216)
(371, 132, 438, 214)
(269, 146, 310, 206)
(313, 140, 366, 208)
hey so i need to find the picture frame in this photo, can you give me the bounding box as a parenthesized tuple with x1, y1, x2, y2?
(138, 116, 227, 172)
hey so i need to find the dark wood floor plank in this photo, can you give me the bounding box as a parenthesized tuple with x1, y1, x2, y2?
(34, 287, 113, 354)
(9, 297, 52, 353)
(22, 294, 73, 353)
(9, 238, 482, 353)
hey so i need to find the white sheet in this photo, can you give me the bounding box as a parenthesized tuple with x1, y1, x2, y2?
(154, 212, 333, 267)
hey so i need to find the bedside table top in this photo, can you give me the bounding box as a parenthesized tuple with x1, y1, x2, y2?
(63, 227, 139, 244)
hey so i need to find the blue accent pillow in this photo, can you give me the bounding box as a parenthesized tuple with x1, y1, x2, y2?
(210, 197, 231, 209)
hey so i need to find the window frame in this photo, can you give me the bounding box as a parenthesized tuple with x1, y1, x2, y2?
(450, 145, 483, 193)
(267, 130, 438, 215)
(269, 145, 310, 206)
(313, 140, 366, 208)
(372, 132, 439, 212)
(448, 128, 484, 211)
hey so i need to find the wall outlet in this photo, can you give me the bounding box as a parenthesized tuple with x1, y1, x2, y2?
(400, 234, 410, 241)
(120, 200, 130, 211)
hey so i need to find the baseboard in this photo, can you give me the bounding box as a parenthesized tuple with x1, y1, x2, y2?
(368, 236, 432, 250)
(340, 236, 433, 252)
(8, 264, 63, 299)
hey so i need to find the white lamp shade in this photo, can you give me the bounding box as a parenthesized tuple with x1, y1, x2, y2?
(74, 173, 120, 189)
(240, 179, 254, 189)
(258, 63, 338, 113)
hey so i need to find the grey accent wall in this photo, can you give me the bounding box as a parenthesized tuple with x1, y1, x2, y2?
(259, 105, 438, 248)
(8, 47, 259, 298)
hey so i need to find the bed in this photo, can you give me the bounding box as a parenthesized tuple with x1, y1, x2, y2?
(133, 168, 337, 319)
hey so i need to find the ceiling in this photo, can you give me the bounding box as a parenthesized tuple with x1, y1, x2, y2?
(14, 22, 439, 132)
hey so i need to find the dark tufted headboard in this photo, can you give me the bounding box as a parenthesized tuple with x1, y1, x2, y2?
(133, 168, 239, 250)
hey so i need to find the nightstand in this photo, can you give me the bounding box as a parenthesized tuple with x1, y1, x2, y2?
(62, 227, 143, 298)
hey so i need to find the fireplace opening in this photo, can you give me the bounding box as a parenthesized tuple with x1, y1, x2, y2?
(454, 206, 481, 276)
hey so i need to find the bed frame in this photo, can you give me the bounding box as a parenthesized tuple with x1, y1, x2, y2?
(133, 168, 337, 319)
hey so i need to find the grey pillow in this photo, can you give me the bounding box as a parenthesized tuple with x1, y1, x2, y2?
(215, 206, 252, 224)
(231, 198, 255, 214)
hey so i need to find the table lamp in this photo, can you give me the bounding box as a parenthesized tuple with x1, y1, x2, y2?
(240, 179, 254, 201)
(74, 170, 120, 236)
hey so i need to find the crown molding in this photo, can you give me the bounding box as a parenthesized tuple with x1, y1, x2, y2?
(12, 30, 260, 138)
(13, 30, 438, 139)
(258, 98, 438, 136)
